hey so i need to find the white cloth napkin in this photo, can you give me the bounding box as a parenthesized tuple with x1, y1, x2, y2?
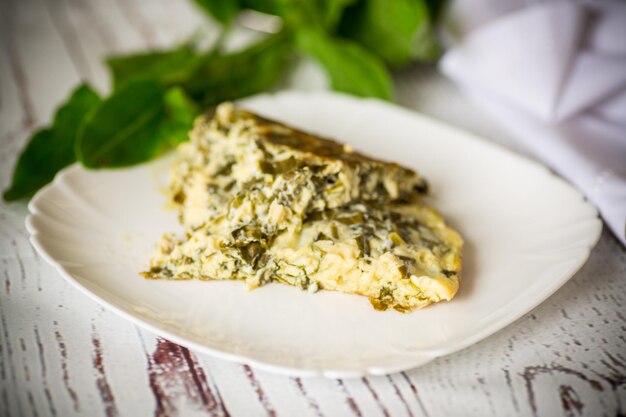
(440, 0, 626, 246)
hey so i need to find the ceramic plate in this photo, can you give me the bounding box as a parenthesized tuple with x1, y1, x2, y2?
(26, 91, 601, 377)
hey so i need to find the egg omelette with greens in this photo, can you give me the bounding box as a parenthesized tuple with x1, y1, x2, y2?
(143, 103, 463, 312)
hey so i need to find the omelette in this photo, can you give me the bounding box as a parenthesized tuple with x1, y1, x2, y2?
(143, 103, 463, 312)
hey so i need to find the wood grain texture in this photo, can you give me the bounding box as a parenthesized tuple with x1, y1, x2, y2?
(1, 0, 625, 416)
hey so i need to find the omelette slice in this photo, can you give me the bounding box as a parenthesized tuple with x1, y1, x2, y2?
(143, 103, 462, 312)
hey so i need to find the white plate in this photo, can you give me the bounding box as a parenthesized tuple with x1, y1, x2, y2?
(26, 91, 601, 377)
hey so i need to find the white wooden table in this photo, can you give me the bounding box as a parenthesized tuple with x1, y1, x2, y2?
(1, 0, 625, 416)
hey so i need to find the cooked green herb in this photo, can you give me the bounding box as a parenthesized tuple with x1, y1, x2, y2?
(238, 242, 265, 266)
(173, 190, 186, 204)
(215, 159, 235, 176)
(336, 211, 364, 225)
(315, 232, 334, 241)
(371, 285, 395, 311)
(389, 232, 405, 247)
(145, 266, 174, 278)
(272, 157, 300, 174)
(355, 234, 371, 257)
(397, 255, 417, 271)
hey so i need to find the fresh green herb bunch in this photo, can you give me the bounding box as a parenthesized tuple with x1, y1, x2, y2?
(3, 0, 444, 201)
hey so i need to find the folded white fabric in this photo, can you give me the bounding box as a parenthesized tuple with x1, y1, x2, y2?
(441, 0, 626, 246)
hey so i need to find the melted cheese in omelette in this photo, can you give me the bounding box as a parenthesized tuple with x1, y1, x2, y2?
(143, 103, 463, 312)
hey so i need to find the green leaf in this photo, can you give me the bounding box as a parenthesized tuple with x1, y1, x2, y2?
(239, 0, 281, 15)
(3, 84, 101, 201)
(193, 0, 240, 25)
(182, 33, 291, 107)
(296, 29, 392, 100)
(76, 80, 198, 168)
(241, 0, 355, 30)
(159, 87, 199, 147)
(424, 0, 447, 23)
(77, 80, 164, 168)
(106, 44, 197, 89)
(338, 0, 439, 67)
(319, 0, 357, 29)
